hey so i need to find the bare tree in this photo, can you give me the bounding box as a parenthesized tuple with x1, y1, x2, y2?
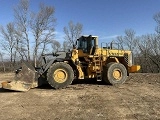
(14, 0, 30, 61)
(0, 52, 5, 72)
(154, 12, 160, 35)
(116, 36, 124, 49)
(14, 28, 28, 60)
(51, 40, 61, 52)
(147, 34, 160, 72)
(63, 21, 83, 48)
(136, 35, 152, 72)
(136, 34, 160, 72)
(0, 23, 16, 64)
(116, 29, 137, 54)
(30, 3, 56, 66)
(124, 29, 137, 51)
(62, 41, 69, 51)
(41, 32, 54, 55)
(117, 29, 137, 51)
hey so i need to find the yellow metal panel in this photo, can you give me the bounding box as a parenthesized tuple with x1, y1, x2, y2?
(95, 48, 132, 57)
(71, 48, 84, 79)
(71, 49, 78, 62)
(78, 49, 88, 57)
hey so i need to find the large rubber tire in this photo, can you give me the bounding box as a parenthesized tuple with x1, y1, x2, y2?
(47, 62, 74, 89)
(103, 62, 127, 85)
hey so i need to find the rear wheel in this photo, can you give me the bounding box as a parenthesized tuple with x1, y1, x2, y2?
(47, 62, 74, 89)
(103, 62, 127, 85)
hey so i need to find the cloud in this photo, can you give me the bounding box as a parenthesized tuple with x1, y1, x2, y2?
(54, 31, 65, 43)
(53, 31, 59, 35)
(99, 35, 119, 40)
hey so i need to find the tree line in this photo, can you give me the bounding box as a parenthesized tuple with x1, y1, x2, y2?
(0, 0, 82, 71)
(115, 13, 160, 73)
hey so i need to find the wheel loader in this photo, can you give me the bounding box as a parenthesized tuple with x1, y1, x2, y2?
(1, 35, 140, 91)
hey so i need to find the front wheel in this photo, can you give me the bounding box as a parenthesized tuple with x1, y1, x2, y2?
(103, 62, 127, 85)
(47, 62, 74, 89)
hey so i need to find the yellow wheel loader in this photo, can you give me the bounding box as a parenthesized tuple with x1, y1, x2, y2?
(1, 35, 140, 91)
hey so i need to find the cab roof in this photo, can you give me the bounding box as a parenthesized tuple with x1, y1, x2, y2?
(81, 35, 98, 38)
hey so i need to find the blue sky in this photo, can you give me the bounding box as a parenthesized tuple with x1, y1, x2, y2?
(0, 0, 160, 43)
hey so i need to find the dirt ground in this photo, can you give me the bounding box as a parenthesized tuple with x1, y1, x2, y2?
(0, 73, 160, 120)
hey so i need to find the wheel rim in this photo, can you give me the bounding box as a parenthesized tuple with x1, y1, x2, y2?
(113, 69, 122, 80)
(53, 69, 68, 83)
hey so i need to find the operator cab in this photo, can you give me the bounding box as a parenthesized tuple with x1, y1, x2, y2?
(77, 35, 98, 55)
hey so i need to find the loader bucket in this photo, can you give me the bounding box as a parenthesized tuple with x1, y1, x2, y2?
(1, 62, 38, 91)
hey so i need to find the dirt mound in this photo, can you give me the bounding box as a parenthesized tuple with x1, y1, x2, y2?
(127, 73, 160, 84)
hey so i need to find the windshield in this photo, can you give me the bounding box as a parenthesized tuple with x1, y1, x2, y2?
(77, 36, 95, 53)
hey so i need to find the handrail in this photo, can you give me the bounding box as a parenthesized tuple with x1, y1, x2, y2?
(100, 41, 121, 57)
